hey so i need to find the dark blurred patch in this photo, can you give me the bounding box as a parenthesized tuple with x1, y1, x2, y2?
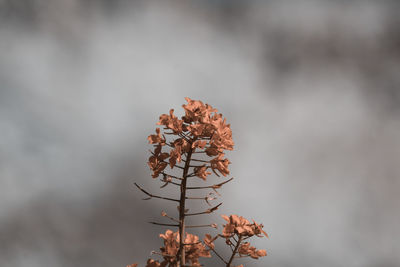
(0, 0, 39, 27)
(0, 155, 158, 266)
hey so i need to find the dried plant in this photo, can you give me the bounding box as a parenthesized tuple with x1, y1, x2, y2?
(128, 98, 268, 267)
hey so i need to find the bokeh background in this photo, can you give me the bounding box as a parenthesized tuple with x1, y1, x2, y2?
(1, 0, 400, 266)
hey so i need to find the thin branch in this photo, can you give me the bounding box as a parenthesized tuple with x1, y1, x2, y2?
(166, 143, 175, 148)
(185, 203, 222, 216)
(190, 159, 210, 163)
(185, 196, 207, 200)
(185, 194, 217, 206)
(232, 236, 238, 243)
(178, 133, 191, 143)
(134, 183, 180, 202)
(226, 235, 243, 267)
(173, 165, 185, 170)
(181, 158, 209, 164)
(189, 165, 210, 168)
(148, 222, 179, 227)
(229, 243, 235, 252)
(211, 248, 228, 264)
(186, 177, 234, 190)
(163, 130, 175, 134)
(180, 131, 191, 138)
(218, 235, 235, 252)
(185, 224, 216, 228)
(211, 168, 220, 177)
(168, 181, 181, 186)
(161, 172, 183, 180)
(161, 212, 179, 223)
(182, 241, 202, 246)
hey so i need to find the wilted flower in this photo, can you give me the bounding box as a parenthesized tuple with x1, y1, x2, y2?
(147, 128, 166, 145)
(158, 109, 183, 133)
(203, 234, 217, 250)
(184, 233, 211, 266)
(182, 97, 217, 124)
(210, 154, 230, 177)
(192, 140, 207, 149)
(145, 259, 167, 267)
(221, 215, 268, 238)
(194, 165, 211, 181)
(252, 219, 269, 238)
(158, 230, 210, 267)
(147, 145, 169, 178)
(147, 97, 234, 180)
(238, 242, 267, 259)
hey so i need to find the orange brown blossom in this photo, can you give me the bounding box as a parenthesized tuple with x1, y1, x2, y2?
(147, 97, 234, 180)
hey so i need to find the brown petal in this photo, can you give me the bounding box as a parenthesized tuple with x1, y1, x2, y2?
(221, 215, 230, 222)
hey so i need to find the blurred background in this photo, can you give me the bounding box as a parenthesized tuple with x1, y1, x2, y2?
(1, 0, 399, 266)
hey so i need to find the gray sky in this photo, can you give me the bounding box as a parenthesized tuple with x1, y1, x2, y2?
(1, 1, 399, 266)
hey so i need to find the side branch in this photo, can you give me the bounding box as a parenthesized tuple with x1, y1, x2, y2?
(149, 221, 179, 227)
(185, 203, 222, 216)
(186, 178, 234, 190)
(161, 172, 183, 180)
(134, 183, 180, 202)
(211, 248, 228, 265)
(185, 224, 217, 229)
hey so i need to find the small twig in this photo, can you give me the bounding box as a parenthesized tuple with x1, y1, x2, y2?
(211, 168, 220, 177)
(182, 241, 202, 246)
(190, 159, 210, 163)
(148, 221, 179, 227)
(185, 194, 217, 206)
(134, 183, 180, 202)
(189, 165, 210, 168)
(163, 130, 175, 134)
(186, 178, 234, 190)
(161, 211, 180, 223)
(232, 236, 238, 243)
(173, 165, 185, 170)
(180, 131, 191, 138)
(161, 172, 183, 181)
(185, 203, 222, 216)
(226, 235, 243, 267)
(185, 196, 207, 200)
(166, 143, 174, 148)
(178, 133, 191, 143)
(168, 181, 182, 186)
(211, 248, 228, 264)
(185, 224, 216, 228)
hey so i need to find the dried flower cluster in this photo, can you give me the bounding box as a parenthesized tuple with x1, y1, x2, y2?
(220, 215, 268, 260)
(129, 98, 268, 267)
(147, 97, 233, 180)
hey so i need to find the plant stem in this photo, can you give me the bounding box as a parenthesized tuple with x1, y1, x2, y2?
(178, 147, 193, 267)
(226, 235, 243, 267)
